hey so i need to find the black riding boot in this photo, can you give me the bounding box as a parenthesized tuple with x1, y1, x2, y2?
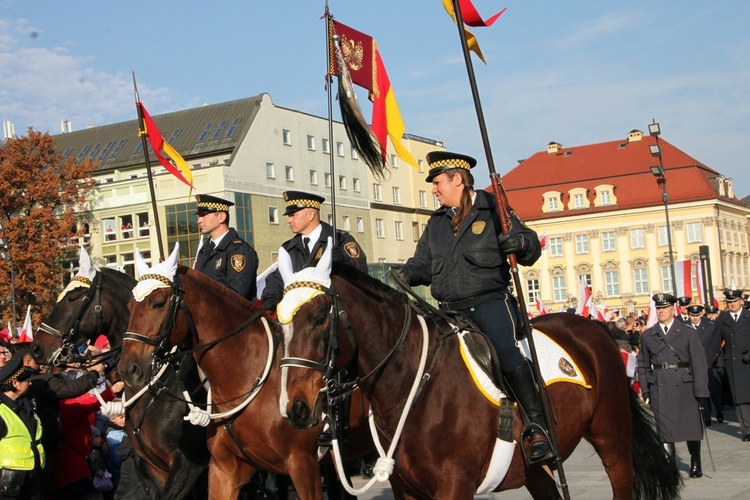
(663, 442, 676, 469)
(503, 363, 553, 464)
(687, 440, 702, 478)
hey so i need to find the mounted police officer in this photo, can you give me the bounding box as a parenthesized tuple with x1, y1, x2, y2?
(717, 288, 750, 441)
(391, 151, 552, 464)
(0, 356, 44, 499)
(638, 293, 709, 477)
(261, 191, 367, 312)
(194, 194, 259, 301)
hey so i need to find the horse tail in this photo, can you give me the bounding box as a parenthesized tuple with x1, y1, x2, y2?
(629, 388, 683, 499)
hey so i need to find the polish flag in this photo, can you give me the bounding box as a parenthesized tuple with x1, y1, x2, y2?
(576, 276, 592, 317)
(673, 260, 693, 298)
(646, 295, 658, 328)
(536, 294, 547, 316)
(0, 323, 10, 343)
(539, 232, 547, 250)
(17, 305, 33, 343)
(590, 302, 607, 322)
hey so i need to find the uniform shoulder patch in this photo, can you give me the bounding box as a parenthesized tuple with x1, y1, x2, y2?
(343, 241, 360, 258)
(231, 254, 246, 272)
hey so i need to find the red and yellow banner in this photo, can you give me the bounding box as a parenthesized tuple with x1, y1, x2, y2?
(137, 102, 194, 189)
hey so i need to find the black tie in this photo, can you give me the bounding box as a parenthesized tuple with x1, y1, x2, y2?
(663, 325, 668, 335)
(208, 240, 215, 252)
(303, 237, 311, 258)
(733, 313, 738, 322)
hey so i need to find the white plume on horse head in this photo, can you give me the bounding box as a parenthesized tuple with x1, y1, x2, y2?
(132, 243, 180, 302)
(276, 237, 334, 324)
(76, 245, 96, 281)
(278, 246, 294, 287)
(311, 237, 333, 283)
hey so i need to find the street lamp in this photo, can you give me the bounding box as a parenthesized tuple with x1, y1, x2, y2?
(648, 120, 676, 295)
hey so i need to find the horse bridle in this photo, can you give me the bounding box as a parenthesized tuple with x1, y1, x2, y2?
(37, 271, 106, 366)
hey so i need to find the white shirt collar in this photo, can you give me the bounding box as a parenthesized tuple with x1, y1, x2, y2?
(303, 224, 323, 249)
(211, 229, 230, 247)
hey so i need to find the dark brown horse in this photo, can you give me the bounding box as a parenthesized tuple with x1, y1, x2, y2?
(31, 259, 209, 500)
(277, 259, 683, 499)
(118, 257, 350, 499)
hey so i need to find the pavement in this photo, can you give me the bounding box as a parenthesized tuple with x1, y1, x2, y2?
(345, 407, 750, 499)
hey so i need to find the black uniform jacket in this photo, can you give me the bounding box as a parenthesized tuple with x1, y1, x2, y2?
(194, 228, 259, 301)
(718, 310, 750, 404)
(402, 190, 540, 302)
(262, 222, 367, 309)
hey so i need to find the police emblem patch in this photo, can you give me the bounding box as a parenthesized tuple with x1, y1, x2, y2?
(215, 258, 222, 270)
(231, 254, 246, 272)
(471, 221, 486, 234)
(558, 357, 577, 377)
(344, 242, 360, 258)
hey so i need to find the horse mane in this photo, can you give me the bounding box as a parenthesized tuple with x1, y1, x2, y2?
(176, 265, 260, 312)
(100, 266, 137, 289)
(332, 263, 408, 304)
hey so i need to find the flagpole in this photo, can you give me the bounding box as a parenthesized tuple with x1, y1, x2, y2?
(132, 72, 165, 261)
(449, 1, 569, 497)
(324, 2, 338, 238)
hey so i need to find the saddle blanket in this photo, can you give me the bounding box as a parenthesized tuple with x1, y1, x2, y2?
(457, 328, 591, 494)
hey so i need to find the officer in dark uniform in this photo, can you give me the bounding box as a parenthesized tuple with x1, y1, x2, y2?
(705, 305, 720, 321)
(194, 194, 259, 301)
(638, 293, 709, 477)
(391, 151, 551, 464)
(687, 304, 724, 425)
(261, 191, 367, 311)
(0, 356, 43, 499)
(677, 296, 692, 323)
(717, 288, 750, 441)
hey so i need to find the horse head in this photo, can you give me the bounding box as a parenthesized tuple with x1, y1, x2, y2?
(118, 244, 190, 388)
(32, 245, 134, 365)
(276, 238, 358, 429)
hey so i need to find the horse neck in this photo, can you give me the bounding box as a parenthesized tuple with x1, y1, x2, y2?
(99, 273, 136, 349)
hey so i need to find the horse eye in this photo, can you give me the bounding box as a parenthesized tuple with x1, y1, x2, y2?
(152, 299, 166, 309)
(312, 314, 327, 328)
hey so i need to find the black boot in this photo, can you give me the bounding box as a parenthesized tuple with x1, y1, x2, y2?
(663, 442, 676, 469)
(504, 363, 553, 464)
(687, 441, 703, 478)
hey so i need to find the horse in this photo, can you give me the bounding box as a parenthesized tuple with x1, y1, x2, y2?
(117, 245, 370, 500)
(31, 249, 209, 500)
(276, 249, 683, 499)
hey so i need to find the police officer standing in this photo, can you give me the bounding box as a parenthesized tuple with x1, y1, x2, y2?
(638, 293, 709, 477)
(391, 151, 551, 464)
(717, 288, 750, 441)
(677, 296, 692, 322)
(194, 194, 259, 301)
(687, 304, 724, 425)
(0, 356, 44, 499)
(261, 191, 367, 312)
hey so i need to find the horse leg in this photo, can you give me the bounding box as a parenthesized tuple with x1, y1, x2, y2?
(160, 454, 207, 500)
(208, 458, 256, 500)
(287, 457, 324, 500)
(524, 466, 562, 499)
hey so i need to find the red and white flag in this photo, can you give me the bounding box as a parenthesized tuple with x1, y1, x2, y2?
(0, 322, 11, 343)
(576, 276, 592, 317)
(539, 232, 547, 250)
(590, 301, 606, 322)
(646, 296, 658, 328)
(673, 260, 693, 298)
(536, 294, 548, 316)
(18, 305, 33, 343)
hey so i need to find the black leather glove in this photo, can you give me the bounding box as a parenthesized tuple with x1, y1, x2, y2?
(260, 297, 278, 312)
(698, 397, 709, 412)
(497, 233, 524, 254)
(390, 265, 412, 286)
(331, 245, 346, 264)
(743, 350, 750, 364)
(717, 366, 726, 377)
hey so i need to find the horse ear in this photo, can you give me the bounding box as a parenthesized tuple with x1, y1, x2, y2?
(311, 237, 333, 282)
(77, 245, 96, 280)
(165, 243, 180, 276)
(134, 248, 149, 279)
(278, 246, 294, 286)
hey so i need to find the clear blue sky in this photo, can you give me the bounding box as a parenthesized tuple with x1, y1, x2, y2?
(1, 1, 748, 195)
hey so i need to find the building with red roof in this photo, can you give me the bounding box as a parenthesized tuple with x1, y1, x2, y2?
(499, 128, 748, 315)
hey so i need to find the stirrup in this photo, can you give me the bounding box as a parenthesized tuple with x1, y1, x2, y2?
(519, 422, 555, 465)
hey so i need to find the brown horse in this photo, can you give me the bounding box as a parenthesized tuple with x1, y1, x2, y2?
(117, 249, 366, 499)
(31, 255, 209, 500)
(277, 258, 683, 499)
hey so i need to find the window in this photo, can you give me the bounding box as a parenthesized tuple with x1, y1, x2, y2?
(266, 162, 275, 179)
(419, 191, 427, 208)
(307, 135, 315, 151)
(285, 165, 294, 182)
(324, 172, 331, 188)
(321, 138, 330, 154)
(526, 279, 540, 305)
(579, 273, 592, 287)
(282, 129, 291, 145)
(120, 215, 133, 239)
(549, 237, 563, 257)
(686, 222, 702, 243)
(268, 206, 279, 224)
(339, 175, 347, 190)
(601, 231, 616, 252)
(342, 215, 350, 231)
(375, 219, 384, 238)
(573, 193, 585, 208)
(309, 170, 318, 185)
(552, 276, 566, 302)
(395, 221, 403, 240)
(356, 217, 364, 233)
(373, 183, 382, 201)
(548, 197, 559, 211)
(353, 178, 361, 192)
(575, 234, 589, 254)
(630, 228, 645, 249)
(336, 142, 344, 157)
(661, 266, 672, 293)
(433, 194, 440, 209)
(327, 213, 333, 225)
(412, 222, 419, 241)
(417, 159, 424, 171)
(657, 226, 673, 246)
(351, 147, 358, 160)
(604, 271, 620, 298)
(390, 154, 397, 168)
(633, 268, 649, 295)
(600, 190, 611, 204)
(137, 212, 150, 237)
(103, 219, 116, 241)
(392, 187, 401, 205)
